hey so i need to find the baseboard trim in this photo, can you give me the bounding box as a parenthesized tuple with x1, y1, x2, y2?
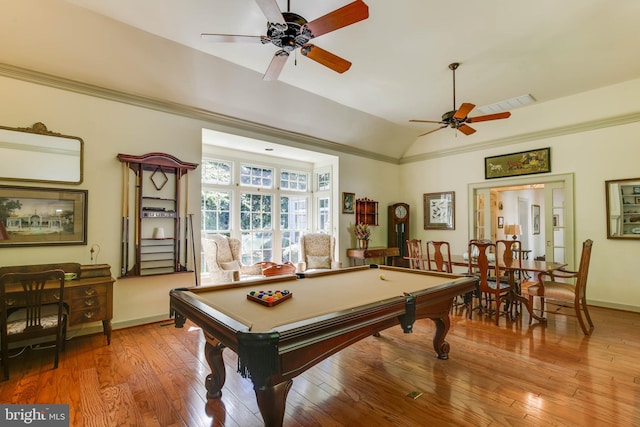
(588, 300, 640, 314)
(66, 314, 174, 340)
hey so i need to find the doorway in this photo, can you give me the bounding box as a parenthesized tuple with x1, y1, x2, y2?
(468, 173, 575, 268)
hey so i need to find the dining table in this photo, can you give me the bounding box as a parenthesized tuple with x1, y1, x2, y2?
(448, 254, 567, 322)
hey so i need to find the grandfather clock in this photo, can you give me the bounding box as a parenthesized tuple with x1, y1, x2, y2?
(388, 203, 410, 267)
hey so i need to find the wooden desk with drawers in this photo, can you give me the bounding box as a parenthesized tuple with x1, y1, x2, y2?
(0, 263, 115, 344)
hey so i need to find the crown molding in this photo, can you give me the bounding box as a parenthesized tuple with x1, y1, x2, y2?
(399, 111, 640, 164)
(0, 62, 398, 165)
(3, 62, 638, 167)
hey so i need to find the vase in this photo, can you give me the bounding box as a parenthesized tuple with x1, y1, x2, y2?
(358, 239, 369, 250)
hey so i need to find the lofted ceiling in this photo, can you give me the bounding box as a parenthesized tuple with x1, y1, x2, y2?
(61, 0, 640, 158)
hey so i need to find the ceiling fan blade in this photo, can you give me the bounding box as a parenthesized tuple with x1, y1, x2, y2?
(201, 33, 268, 43)
(457, 124, 476, 135)
(301, 44, 351, 73)
(263, 51, 289, 81)
(467, 111, 512, 123)
(418, 125, 448, 137)
(304, 0, 369, 38)
(453, 102, 475, 119)
(255, 0, 285, 26)
(409, 119, 445, 124)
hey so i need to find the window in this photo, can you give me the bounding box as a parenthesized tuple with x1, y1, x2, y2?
(202, 190, 231, 235)
(281, 195, 308, 263)
(315, 169, 332, 233)
(240, 165, 273, 188)
(318, 197, 330, 232)
(280, 170, 308, 191)
(201, 155, 335, 273)
(240, 192, 273, 263)
(317, 172, 330, 191)
(202, 160, 232, 185)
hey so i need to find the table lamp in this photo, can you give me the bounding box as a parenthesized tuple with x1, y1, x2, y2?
(505, 224, 522, 241)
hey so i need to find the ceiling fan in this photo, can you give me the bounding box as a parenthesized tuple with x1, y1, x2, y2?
(201, 0, 369, 81)
(410, 63, 511, 136)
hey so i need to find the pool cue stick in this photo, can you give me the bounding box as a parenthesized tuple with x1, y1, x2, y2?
(133, 166, 141, 274)
(121, 163, 129, 276)
(189, 213, 198, 286)
(183, 173, 189, 271)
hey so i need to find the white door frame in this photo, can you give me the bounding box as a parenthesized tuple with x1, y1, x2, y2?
(467, 173, 575, 269)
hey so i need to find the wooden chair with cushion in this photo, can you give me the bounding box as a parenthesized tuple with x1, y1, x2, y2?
(202, 235, 263, 284)
(299, 233, 339, 272)
(468, 240, 513, 324)
(405, 239, 426, 270)
(0, 269, 68, 381)
(526, 239, 594, 335)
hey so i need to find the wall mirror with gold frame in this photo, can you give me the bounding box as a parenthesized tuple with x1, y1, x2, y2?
(605, 177, 640, 239)
(0, 122, 83, 184)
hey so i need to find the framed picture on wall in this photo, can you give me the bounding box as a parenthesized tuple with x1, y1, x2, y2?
(0, 185, 88, 247)
(532, 204, 541, 235)
(424, 191, 455, 230)
(342, 192, 355, 214)
(497, 216, 504, 229)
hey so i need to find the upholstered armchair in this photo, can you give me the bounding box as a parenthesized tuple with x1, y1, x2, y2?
(299, 233, 339, 272)
(202, 235, 263, 284)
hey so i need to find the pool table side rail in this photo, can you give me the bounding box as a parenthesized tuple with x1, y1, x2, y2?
(300, 264, 462, 279)
(170, 288, 251, 348)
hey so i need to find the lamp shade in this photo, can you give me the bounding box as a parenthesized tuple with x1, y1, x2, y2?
(505, 224, 522, 237)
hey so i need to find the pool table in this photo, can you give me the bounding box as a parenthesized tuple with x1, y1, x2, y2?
(170, 265, 476, 427)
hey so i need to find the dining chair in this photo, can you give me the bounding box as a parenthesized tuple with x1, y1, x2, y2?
(526, 239, 594, 335)
(468, 240, 513, 324)
(0, 269, 68, 380)
(495, 239, 525, 318)
(426, 241, 452, 273)
(405, 239, 426, 270)
(495, 239, 522, 282)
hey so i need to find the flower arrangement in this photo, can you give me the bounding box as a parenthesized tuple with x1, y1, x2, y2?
(354, 222, 371, 240)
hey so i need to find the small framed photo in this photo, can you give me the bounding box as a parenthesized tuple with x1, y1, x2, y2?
(635, 197, 640, 204)
(532, 204, 541, 235)
(424, 191, 455, 230)
(342, 192, 355, 214)
(634, 187, 640, 195)
(553, 214, 560, 228)
(497, 216, 504, 229)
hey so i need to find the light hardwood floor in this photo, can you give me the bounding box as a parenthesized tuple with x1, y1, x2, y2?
(1, 304, 639, 426)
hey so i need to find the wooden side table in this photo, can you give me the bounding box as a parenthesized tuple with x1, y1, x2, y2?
(347, 247, 400, 266)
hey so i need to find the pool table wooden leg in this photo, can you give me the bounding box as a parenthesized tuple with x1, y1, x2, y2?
(203, 334, 226, 399)
(254, 380, 293, 427)
(430, 315, 451, 360)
